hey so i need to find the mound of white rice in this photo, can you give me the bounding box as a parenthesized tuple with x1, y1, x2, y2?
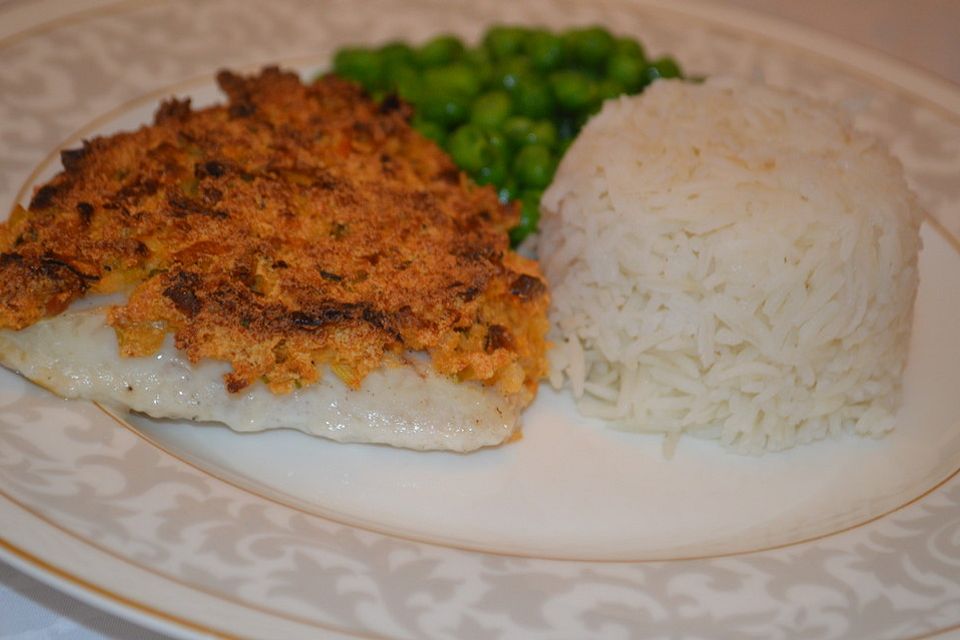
(541, 78, 922, 453)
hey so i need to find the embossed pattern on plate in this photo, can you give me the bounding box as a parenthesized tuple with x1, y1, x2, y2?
(1, 1, 960, 638)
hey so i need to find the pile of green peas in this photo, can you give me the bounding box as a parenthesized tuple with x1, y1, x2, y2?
(329, 25, 683, 245)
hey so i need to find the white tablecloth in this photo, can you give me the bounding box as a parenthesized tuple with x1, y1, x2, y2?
(0, 560, 171, 639)
(2, 0, 959, 638)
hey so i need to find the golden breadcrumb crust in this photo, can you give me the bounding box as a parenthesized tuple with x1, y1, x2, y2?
(0, 67, 548, 397)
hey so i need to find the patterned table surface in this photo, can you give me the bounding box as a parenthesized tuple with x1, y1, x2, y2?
(0, 1, 958, 639)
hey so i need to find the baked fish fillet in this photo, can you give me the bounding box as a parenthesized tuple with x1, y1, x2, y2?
(0, 67, 549, 450)
(0, 305, 523, 451)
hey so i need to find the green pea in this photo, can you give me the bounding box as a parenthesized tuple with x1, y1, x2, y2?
(606, 54, 645, 93)
(509, 190, 543, 245)
(413, 118, 447, 146)
(644, 57, 683, 83)
(333, 47, 383, 90)
(550, 70, 597, 113)
(419, 93, 471, 127)
(501, 115, 534, 146)
(423, 64, 482, 99)
(415, 35, 465, 67)
(486, 130, 510, 153)
(463, 47, 496, 86)
(470, 91, 513, 129)
(503, 118, 558, 149)
(484, 25, 527, 60)
(514, 144, 557, 189)
(449, 124, 506, 173)
(527, 120, 558, 148)
(475, 158, 509, 187)
(596, 78, 625, 103)
(418, 64, 482, 126)
(508, 224, 528, 246)
(498, 179, 519, 204)
(463, 46, 492, 67)
(494, 57, 533, 92)
(526, 30, 564, 71)
(614, 36, 646, 61)
(502, 116, 557, 148)
(389, 64, 422, 103)
(512, 79, 554, 119)
(521, 189, 544, 209)
(564, 26, 615, 69)
(447, 126, 512, 188)
(379, 42, 416, 68)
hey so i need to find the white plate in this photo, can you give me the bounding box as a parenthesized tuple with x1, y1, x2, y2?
(2, 0, 960, 637)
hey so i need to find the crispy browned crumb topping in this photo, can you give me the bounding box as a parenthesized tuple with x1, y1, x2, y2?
(0, 67, 549, 397)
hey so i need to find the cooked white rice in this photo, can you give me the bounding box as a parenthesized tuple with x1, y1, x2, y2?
(540, 78, 922, 453)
